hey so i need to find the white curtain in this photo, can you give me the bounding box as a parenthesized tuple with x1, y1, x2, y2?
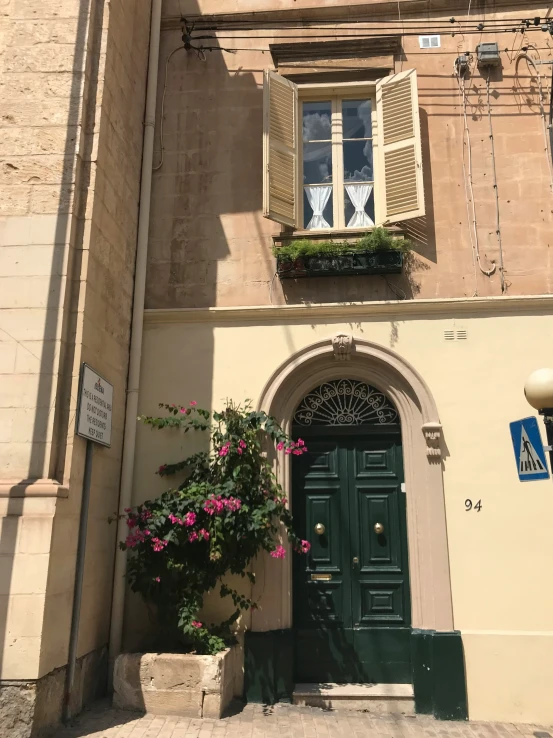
(304, 185, 332, 230)
(345, 183, 374, 228)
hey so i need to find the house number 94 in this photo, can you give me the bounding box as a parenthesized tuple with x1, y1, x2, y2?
(465, 499, 482, 512)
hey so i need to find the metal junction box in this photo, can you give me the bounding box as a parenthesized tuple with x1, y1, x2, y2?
(476, 42, 501, 67)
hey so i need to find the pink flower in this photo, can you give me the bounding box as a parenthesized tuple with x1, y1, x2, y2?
(300, 540, 311, 554)
(199, 528, 210, 540)
(188, 531, 198, 542)
(270, 545, 286, 559)
(154, 576, 161, 582)
(297, 439, 305, 446)
(141, 510, 152, 521)
(238, 440, 247, 449)
(168, 513, 184, 526)
(184, 512, 196, 526)
(276, 442, 284, 451)
(285, 448, 292, 455)
(224, 497, 241, 512)
(126, 516, 137, 528)
(124, 507, 132, 513)
(125, 529, 148, 549)
(190, 401, 197, 406)
(151, 537, 168, 552)
(191, 621, 202, 628)
(158, 464, 167, 474)
(203, 496, 225, 515)
(237, 448, 243, 455)
(218, 442, 231, 457)
(180, 407, 186, 413)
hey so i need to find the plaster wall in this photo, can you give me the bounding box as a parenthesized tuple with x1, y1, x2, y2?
(132, 299, 553, 723)
(147, 2, 553, 309)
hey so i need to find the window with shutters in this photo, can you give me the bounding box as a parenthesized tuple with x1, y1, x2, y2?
(263, 69, 425, 232)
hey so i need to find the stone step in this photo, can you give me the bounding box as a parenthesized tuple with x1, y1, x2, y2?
(292, 683, 415, 714)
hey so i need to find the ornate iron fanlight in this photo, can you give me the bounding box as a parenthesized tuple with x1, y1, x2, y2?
(294, 379, 399, 426)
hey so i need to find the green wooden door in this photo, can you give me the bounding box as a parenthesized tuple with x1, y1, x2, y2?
(293, 425, 411, 683)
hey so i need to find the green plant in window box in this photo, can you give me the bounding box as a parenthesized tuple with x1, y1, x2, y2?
(273, 228, 411, 278)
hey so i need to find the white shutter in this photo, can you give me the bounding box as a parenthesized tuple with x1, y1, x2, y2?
(263, 70, 299, 228)
(376, 69, 425, 224)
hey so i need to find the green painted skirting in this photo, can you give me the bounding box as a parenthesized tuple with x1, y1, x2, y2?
(244, 630, 294, 704)
(245, 628, 468, 721)
(411, 629, 468, 720)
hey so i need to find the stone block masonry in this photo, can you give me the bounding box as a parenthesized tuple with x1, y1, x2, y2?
(0, 0, 152, 734)
(113, 647, 243, 719)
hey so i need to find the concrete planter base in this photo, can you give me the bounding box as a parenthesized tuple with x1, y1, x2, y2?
(113, 646, 243, 718)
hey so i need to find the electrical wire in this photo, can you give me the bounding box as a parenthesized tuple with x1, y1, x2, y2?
(484, 72, 506, 293)
(397, 0, 404, 72)
(204, 28, 549, 40)
(455, 59, 496, 291)
(269, 271, 279, 305)
(515, 51, 553, 193)
(183, 15, 550, 28)
(381, 275, 406, 299)
(153, 45, 185, 171)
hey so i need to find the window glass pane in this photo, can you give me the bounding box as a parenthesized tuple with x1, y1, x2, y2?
(344, 184, 375, 228)
(342, 99, 372, 139)
(343, 139, 373, 182)
(304, 186, 334, 229)
(303, 142, 332, 184)
(302, 101, 332, 141)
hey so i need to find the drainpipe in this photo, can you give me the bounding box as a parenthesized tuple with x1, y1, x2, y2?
(108, 0, 162, 685)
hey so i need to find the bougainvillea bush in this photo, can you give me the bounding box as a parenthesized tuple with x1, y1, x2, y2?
(120, 401, 309, 655)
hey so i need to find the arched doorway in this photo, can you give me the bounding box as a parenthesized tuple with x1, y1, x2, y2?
(291, 379, 411, 683)
(251, 337, 467, 717)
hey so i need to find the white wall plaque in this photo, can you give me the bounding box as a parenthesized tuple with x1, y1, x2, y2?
(76, 364, 113, 447)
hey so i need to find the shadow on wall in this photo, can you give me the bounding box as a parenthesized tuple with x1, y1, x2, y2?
(147, 33, 265, 310)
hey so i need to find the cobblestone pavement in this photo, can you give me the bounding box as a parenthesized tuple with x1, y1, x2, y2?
(54, 700, 553, 738)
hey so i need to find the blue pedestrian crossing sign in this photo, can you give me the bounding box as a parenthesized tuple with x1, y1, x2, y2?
(509, 417, 550, 481)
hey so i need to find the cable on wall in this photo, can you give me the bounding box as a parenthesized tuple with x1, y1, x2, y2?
(153, 45, 185, 172)
(454, 58, 496, 294)
(484, 71, 506, 293)
(515, 51, 553, 193)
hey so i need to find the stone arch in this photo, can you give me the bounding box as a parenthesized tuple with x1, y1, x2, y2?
(255, 334, 453, 634)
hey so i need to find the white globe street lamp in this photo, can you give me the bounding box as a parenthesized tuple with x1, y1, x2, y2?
(524, 368, 553, 465)
(524, 368, 553, 411)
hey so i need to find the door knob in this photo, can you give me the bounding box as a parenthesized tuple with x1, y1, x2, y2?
(374, 522, 384, 534)
(314, 523, 325, 535)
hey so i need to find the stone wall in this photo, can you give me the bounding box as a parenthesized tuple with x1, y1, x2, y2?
(146, 2, 553, 308)
(0, 0, 152, 733)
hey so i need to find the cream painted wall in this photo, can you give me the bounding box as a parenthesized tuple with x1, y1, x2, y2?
(131, 299, 553, 723)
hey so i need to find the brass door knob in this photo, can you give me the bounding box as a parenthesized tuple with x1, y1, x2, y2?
(314, 523, 326, 535)
(374, 522, 384, 534)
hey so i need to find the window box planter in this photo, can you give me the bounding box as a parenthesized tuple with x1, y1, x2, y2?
(276, 248, 403, 279)
(113, 646, 243, 718)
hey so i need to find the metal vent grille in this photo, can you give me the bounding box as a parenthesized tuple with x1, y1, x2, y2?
(444, 329, 468, 341)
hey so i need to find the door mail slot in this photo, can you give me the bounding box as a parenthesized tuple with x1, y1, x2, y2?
(311, 573, 332, 581)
